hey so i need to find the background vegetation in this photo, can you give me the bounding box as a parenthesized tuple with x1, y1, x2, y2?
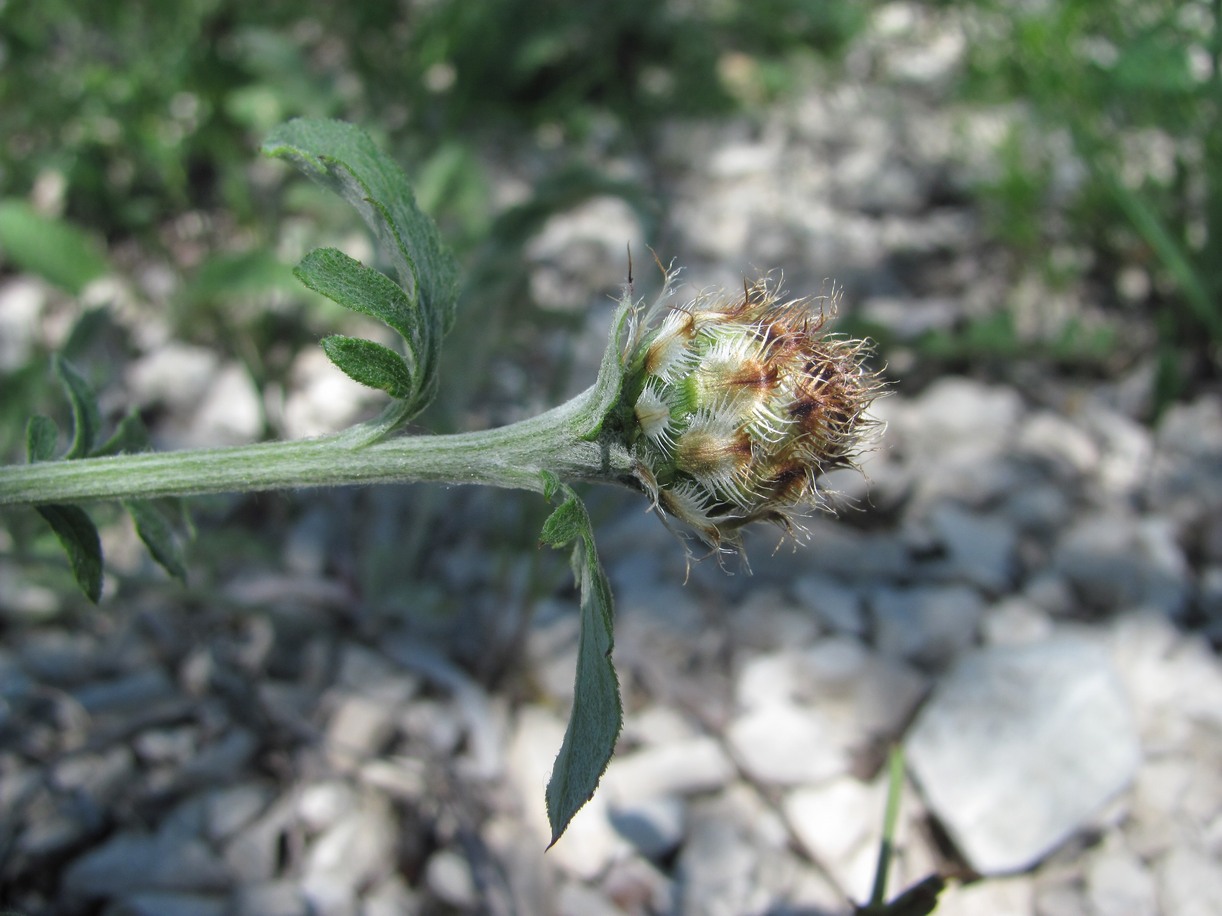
(1, 0, 1218, 604)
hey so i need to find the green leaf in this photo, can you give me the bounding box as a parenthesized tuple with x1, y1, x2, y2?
(53, 356, 101, 460)
(124, 499, 189, 583)
(295, 248, 431, 406)
(540, 475, 622, 846)
(26, 415, 59, 462)
(295, 248, 422, 346)
(95, 410, 153, 457)
(321, 335, 414, 398)
(539, 495, 587, 547)
(265, 119, 459, 427)
(36, 504, 103, 603)
(0, 200, 109, 294)
(263, 119, 459, 333)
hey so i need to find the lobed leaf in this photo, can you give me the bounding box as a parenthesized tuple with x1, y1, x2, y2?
(264, 119, 459, 420)
(36, 504, 103, 603)
(539, 473, 623, 846)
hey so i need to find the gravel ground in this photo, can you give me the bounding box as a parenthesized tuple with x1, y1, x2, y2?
(3, 5, 1222, 915)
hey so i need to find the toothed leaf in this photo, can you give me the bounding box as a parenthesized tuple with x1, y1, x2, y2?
(539, 474, 622, 846)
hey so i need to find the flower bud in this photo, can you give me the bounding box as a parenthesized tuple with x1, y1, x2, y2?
(622, 271, 883, 552)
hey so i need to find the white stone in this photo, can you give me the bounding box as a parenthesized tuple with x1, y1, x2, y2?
(726, 703, 849, 787)
(982, 597, 1055, 647)
(303, 794, 396, 896)
(603, 735, 735, 800)
(191, 361, 263, 446)
(424, 849, 478, 909)
(935, 876, 1035, 916)
(297, 780, 357, 833)
(1086, 833, 1158, 916)
(907, 637, 1141, 874)
(784, 776, 883, 874)
(324, 694, 397, 769)
(1017, 409, 1100, 478)
(1156, 847, 1222, 916)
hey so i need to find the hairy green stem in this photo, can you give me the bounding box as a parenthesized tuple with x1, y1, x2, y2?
(0, 386, 637, 507)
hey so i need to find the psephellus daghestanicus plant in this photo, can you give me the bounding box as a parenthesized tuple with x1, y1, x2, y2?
(0, 119, 884, 844)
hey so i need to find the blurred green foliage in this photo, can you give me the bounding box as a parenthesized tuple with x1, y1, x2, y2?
(959, 0, 1222, 406)
(2, 0, 1217, 416)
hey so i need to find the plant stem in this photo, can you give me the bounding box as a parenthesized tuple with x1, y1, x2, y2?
(0, 386, 638, 507)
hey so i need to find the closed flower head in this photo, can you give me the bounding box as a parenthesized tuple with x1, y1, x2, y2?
(622, 269, 883, 553)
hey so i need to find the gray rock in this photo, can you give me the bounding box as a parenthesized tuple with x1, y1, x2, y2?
(608, 794, 686, 860)
(871, 584, 985, 666)
(231, 882, 311, 916)
(204, 782, 274, 843)
(179, 727, 259, 786)
(223, 796, 298, 883)
(112, 891, 228, 916)
(923, 504, 1017, 594)
(792, 574, 866, 637)
(52, 745, 135, 808)
(72, 668, 176, 715)
(907, 637, 1141, 874)
(62, 829, 230, 900)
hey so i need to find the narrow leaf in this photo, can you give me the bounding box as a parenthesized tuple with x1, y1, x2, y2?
(36, 504, 103, 603)
(95, 409, 153, 457)
(295, 247, 426, 366)
(540, 479, 622, 846)
(263, 119, 459, 333)
(321, 335, 414, 398)
(124, 499, 188, 583)
(53, 356, 101, 460)
(0, 200, 109, 294)
(26, 415, 59, 462)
